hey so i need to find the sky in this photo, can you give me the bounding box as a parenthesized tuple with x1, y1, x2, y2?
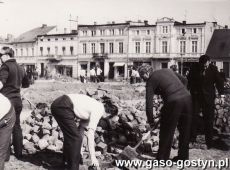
(0, 0, 230, 38)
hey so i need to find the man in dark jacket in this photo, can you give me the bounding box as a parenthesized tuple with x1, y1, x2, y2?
(0, 46, 30, 159)
(138, 64, 192, 161)
(187, 55, 224, 149)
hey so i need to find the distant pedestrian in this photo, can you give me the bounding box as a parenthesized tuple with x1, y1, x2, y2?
(90, 67, 96, 82)
(79, 69, 86, 83)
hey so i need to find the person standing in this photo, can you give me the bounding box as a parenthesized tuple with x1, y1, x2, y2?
(96, 65, 102, 83)
(51, 93, 118, 170)
(0, 46, 30, 159)
(90, 67, 96, 83)
(0, 93, 16, 170)
(187, 55, 224, 149)
(138, 64, 192, 161)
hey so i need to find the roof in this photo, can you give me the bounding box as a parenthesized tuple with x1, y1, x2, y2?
(14, 25, 56, 43)
(206, 29, 230, 59)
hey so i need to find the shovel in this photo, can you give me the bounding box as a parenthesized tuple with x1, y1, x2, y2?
(117, 121, 160, 160)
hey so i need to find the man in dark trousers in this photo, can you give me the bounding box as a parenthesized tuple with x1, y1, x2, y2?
(187, 55, 224, 149)
(0, 46, 30, 159)
(138, 64, 192, 161)
(51, 93, 118, 170)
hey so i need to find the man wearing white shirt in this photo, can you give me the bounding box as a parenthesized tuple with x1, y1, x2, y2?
(50, 94, 118, 170)
(0, 93, 15, 169)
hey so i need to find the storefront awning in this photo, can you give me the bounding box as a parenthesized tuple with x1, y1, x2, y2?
(114, 62, 125, 67)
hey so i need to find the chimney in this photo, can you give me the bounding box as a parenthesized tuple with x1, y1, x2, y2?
(42, 24, 47, 28)
(112, 21, 115, 24)
(144, 20, 148, 25)
(213, 22, 217, 26)
(225, 25, 228, 29)
(64, 28, 67, 33)
(138, 20, 141, 23)
(182, 21, 186, 25)
(94, 22, 97, 25)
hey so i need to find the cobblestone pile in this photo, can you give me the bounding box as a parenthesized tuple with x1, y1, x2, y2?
(21, 87, 230, 156)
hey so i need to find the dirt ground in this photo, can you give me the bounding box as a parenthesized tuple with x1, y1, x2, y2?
(4, 79, 230, 170)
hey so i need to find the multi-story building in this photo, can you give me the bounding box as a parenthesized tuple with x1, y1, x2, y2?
(11, 17, 225, 80)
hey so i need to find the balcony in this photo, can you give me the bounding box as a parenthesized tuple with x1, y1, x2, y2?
(92, 53, 108, 60)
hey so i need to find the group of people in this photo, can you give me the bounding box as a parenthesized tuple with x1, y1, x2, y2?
(130, 66, 141, 84)
(80, 65, 104, 83)
(138, 54, 225, 161)
(0, 48, 227, 170)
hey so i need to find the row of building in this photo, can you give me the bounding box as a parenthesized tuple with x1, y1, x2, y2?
(3, 17, 230, 80)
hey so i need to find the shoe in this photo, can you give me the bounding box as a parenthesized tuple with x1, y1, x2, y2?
(172, 156, 188, 162)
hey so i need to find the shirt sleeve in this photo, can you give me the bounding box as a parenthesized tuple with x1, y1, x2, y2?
(146, 75, 158, 124)
(0, 64, 9, 84)
(86, 104, 104, 131)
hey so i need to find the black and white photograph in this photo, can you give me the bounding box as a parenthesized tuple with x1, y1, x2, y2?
(0, 0, 230, 169)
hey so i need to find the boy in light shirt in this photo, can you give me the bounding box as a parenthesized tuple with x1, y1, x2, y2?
(51, 94, 118, 170)
(0, 93, 16, 169)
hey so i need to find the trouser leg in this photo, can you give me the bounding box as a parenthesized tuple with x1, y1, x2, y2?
(0, 106, 16, 170)
(11, 99, 23, 159)
(177, 97, 192, 159)
(51, 95, 83, 170)
(190, 95, 201, 143)
(157, 101, 182, 160)
(202, 101, 215, 148)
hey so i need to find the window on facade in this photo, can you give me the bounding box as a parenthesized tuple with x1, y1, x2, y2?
(119, 29, 124, 35)
(162, 41, 168, 53)
(180, 41, 186, 54)
(136, 30, 140, 35)
(70, 37, 74, 40)
(100, 43, 105, 54)
(55, 46, 58, 55)
(21, 49, 23, 56)
(91, 43, 95, 53)
(26, 48, 29, 56)
(91, 30, 96, 36)
(62, 46, 66, 55)
(48, 39, 50, 41)
(83, 31, 87, 36)
(32, 48, 34, 56)
(110, 29, 115, 36)
(119, 42, 123, 53)
(47, 47, 50, 55)
(192, 41, 198, 53)
(109, 42, 114, 53)
(100, 30, 105, 35)
(40, 47, 43, 56)
(135, 42, 140, 53)
(161, 63, 168, 68)
(15, 49, 18, 56)
(163, 26, 168, 33)
(63, 38, 66, 40)
(40, 39, 43, 42)
(70, 46, 74, 55)
(55, 38, 58, 41)
(83, 43, 87, 54)
(182, 28, 186, 35)
(147, 30, 150, 35)
(146, 42, 151, 53)
(193, 28, 197, 34)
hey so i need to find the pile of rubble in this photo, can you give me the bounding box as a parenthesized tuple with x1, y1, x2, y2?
(21, 87, 230, 156)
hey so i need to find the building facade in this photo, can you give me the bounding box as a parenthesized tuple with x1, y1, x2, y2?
(11, 17, 225, 80)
